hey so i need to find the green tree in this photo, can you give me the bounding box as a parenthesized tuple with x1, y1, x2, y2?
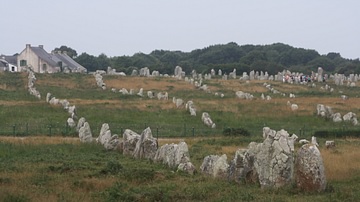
(75, 52, 98, 72)
(53, 45, 78, 58)
(97, 53, 110, 70)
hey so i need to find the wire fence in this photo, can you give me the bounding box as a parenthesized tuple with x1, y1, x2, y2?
(0, 121, 354, 139)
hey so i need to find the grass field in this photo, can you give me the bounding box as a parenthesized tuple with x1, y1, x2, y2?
(0, 71, 360, 201)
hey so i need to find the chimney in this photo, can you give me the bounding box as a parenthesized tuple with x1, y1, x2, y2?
(26, 44, 31, 49)
(39, 45, 44, 49)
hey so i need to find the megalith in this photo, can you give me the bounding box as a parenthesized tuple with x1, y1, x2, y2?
(200, 154, 229, 178)
(122, 129, 141, 156)
(295, 144, 327, 192)
(133, 127, 158, 160)
(78, 122, 93, 143)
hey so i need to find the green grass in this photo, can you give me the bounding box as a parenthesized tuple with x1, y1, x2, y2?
(0, 142, 357, 202)
(1, 72, 360, 201)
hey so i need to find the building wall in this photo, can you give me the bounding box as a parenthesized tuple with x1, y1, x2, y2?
(17, 44, 60, 73)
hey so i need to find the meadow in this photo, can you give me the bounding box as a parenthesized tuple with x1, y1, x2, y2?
(0, 72, 360, 201)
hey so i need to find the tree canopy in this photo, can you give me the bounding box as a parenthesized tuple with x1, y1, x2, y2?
(65, 42, 360, 75)
(53, 45, 78, 58)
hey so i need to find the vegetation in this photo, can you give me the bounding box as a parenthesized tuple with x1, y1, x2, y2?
(1, 71, 360, 201)
(56, 42, 360, 74)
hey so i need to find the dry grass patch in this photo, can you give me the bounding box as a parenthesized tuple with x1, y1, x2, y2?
(105, 77, 195, 92)
(0, 136, 80, 145)
(321, 140, 360, 181)
(0, 100, 43, 106)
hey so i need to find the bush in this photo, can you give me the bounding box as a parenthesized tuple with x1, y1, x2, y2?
(223, 127, 251, 136)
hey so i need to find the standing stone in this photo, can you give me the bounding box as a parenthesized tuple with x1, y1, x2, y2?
(78, 122, 93, 143)
(295, 144, 327, 192)
(96, 123, 111, 145)
(46, 93, 52, 103)
(228, 149, 248, 183)
(254, 129, 295, 188)
(133, 127, 158, 160)
(104, 134, 120, 151)
(201, 112, 215, 128)
(154, 141, 195, 174)
(76, 117, 86, 132)
(67, 117, 76, 128)
(122, 129, 141, 156)
(174, 66, 183, 78)
(200, 154, 229, 178)
(137, 88, 144, 97)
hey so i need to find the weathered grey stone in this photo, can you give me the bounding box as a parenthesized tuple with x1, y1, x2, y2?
(228, 149, 248, 183)
(325, 140, 335, 149)
(202, 112, 215, 128)
(295, 144, 327, 192)
(133, 127, 158, 160)
(316, 104, 333, 118)
(76, 117, 86, 132)
(177, 162, 196, 175)
(154, 141, 194, 175)
(49, 97, 59, 105)
(67, 117, 76, 128)
(200, 154, 229, 178)
(174, 66, 183, 78)
(67, 105, 76, 115)
(79, 122, 93, 143)
(137, 88, 144, 97)
(122, 129, 140, 156)
(46, 92, 52, 103)
(96, 123, 111, 145)
(157, 92, 168, 100)
(104, 134, 120, 151)
(235, 91, 253, 100)
(59, 99, 69, 109)
(343, 112, 358, 125)
(254, 129, 295, 188)
(175, 98, 183, 108)
(147, 91, 155, 99)
(332, 112, 342, 122)
(291, 104, 298, 111)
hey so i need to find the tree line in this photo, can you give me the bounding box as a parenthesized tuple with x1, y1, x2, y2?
(54, 43, 360, 75)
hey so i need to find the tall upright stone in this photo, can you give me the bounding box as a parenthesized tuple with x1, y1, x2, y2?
(295, 144, 327, 192)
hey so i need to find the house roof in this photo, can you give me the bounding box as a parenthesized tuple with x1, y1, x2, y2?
(0, 60, 7, 68)
(0, 55, 17, 65)
(52, 52, 87, 72)
(30, 47, 58, 67)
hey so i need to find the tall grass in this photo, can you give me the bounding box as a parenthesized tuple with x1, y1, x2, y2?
(0, 139, 359, 201)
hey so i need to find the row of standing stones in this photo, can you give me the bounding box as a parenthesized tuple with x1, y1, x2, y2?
(78, 121, 327, 192)
(26, 67, 327, 192)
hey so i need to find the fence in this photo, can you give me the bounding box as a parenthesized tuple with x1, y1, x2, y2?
(0, 122, 355, 139)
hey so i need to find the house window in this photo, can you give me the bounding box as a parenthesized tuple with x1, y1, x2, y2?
(42, 64, 47, 72)
(11, 66, 15, 72)
(20, 60, 27, 66)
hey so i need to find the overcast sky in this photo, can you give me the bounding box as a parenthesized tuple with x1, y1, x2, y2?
(1, 0, 359, 59)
